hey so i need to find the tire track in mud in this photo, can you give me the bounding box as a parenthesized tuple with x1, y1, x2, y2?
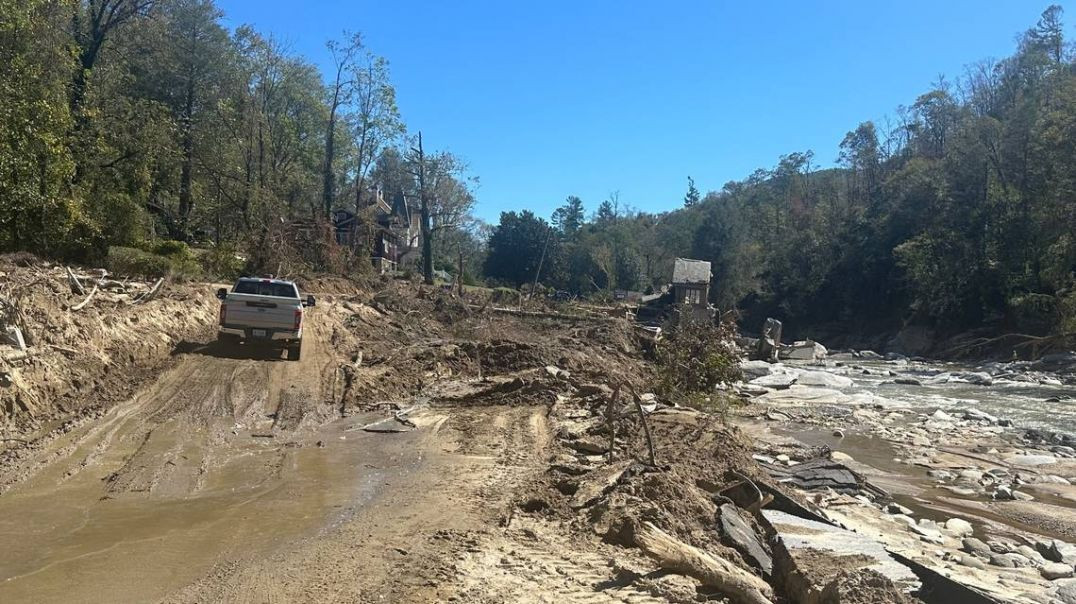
(0, 309, 372, 603)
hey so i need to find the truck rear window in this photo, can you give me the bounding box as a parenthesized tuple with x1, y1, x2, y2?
(233, 281, 298, 298)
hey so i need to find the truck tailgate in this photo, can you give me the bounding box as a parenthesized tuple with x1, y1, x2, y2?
(223, 294, 300, 330)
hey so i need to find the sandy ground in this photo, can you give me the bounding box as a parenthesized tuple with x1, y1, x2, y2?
(0, 280, 668, 603)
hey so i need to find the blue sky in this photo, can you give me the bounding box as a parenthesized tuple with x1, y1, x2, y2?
(215, 1, 1073, 223)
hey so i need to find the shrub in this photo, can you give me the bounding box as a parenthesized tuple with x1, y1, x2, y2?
(654, 313, 742, 415)
(150, 239, 192, 259)
(198, 245, 245, 281)
(107, 246, 171, 278)
(107, 244, 202, 280)
(490, 287, 520, 305)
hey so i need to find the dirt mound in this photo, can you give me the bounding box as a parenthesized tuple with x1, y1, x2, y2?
(1, 260, 216, 437)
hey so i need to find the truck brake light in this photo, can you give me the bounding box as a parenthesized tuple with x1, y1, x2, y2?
(294, 309, 302, 331)
(219, 304, 227, 326)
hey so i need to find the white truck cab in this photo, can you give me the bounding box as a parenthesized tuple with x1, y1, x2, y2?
(216, 277, 315, 360)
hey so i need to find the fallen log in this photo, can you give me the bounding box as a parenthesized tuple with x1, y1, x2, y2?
(634, 521, 774, 604)
(70, 283, 99, 311)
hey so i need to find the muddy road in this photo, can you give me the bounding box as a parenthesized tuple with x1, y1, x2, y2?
(0, 309, 523, 602)
(0, 290, 664, 603)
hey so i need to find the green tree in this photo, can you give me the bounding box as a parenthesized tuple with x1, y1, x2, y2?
(683, 176, 700, 207)
(551, 195, 584, 237)
(484, 210, 557, 287)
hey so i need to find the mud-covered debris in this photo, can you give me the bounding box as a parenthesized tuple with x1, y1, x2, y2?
(718, 503, 773, 576)
(566, 438, 608, 455)
(764, 509, 920, 599)
(569, 460, 633, 508)
(761, 456, 887, 497)
(360, 416, 417, 433)
(818, 569, 917, 604)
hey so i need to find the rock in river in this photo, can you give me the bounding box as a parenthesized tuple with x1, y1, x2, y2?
(780, 340, 828, 361)
(1042, 562, 1075, 580)
(944, 518, 974, 537)
(795, 370, 854, 389)
(749, 372, 797, 390)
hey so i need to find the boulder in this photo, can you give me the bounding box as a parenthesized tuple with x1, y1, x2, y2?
(1042, 563, 1075, 580)
(763, 509, 920, 595)
(740, 360, 776, 379)
(893, 377, 922, 386)
(1008, 453, 1058, 467)
(993, 486, 1016, 500)
(961, 408, 999, 424)
(958, 554, 987, 570)
(749, 372, 797, 390)
(962, 537, 992, 557)
(957, 372, 994, 386)
(753, 318, 783, 362)
(780, 340, 828, 361)
(991, 553, 1033, 568)
(931, 409, 955, 422)
(1058, 579, 1076, 604)
(910, 520, 945, 544)
(944, 518, 974, 537)
(884, 503, 913, 516)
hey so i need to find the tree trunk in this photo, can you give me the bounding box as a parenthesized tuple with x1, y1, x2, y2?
(635, 522, 774, 604)
(322, 109, 336, 217)
(413, 132, 434, 285)
(177, 67, 196, 238)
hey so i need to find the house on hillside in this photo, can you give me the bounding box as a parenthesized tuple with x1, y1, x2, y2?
(672, 258, 711, 307)
(332, 189, 422, 273)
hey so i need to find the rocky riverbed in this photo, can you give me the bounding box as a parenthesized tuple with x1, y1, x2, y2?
(733, 350, 1076, 603)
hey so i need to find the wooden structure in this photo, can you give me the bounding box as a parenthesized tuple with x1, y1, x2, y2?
(672, 258, 711, 306)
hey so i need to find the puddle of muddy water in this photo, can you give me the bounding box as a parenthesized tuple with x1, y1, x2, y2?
(0, 415, 421, 603)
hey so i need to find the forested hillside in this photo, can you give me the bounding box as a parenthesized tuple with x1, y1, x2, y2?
(0, 0, 477, 280)
(487, 6, 1076, 349)
(3, 2, 1075, 351)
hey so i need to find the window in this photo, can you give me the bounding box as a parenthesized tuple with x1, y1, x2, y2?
(684, 288, 701, 305)
(233, 280, 299, 298)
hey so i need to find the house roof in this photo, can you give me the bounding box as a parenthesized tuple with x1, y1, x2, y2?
(672, 258, 711, 285)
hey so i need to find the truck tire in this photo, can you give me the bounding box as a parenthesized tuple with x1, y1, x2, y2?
(287, 343, 301, 361)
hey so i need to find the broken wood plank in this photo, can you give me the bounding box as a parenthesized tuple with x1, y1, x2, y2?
(634, 521, 775, 604)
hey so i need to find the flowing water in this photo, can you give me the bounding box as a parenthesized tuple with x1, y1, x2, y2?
(787, 357, 1076, 433)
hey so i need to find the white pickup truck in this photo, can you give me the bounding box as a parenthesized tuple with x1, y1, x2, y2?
(215, 278, 315, 360)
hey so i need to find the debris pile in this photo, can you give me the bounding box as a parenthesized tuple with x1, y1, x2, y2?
(0, 257, 215, 437)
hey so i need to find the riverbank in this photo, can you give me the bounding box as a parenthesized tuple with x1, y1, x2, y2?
(733, 353, 1076, 603)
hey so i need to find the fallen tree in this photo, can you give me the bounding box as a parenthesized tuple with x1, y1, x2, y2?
(634, 521, 775, 604)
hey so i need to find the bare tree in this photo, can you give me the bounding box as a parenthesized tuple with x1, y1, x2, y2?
(407, 132, 475, 284)
(350, 52, 404, 215)
(321, 33, 361, 217)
